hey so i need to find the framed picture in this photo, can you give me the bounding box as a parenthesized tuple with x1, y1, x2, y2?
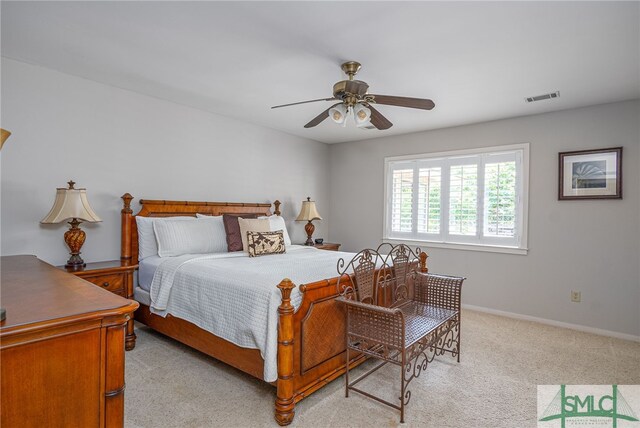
(559, 147, 622, 200)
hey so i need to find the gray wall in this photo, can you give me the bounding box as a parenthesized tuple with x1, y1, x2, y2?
(2, 57, 638, 337)
(328, 100, 639, 336)
(1, 59, 330, 266)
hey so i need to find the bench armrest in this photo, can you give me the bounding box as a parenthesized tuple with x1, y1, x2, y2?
(414, 273, 465, 312)
(336, 296, 405, 349)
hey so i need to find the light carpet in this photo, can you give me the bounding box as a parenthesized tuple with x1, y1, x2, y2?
(124, 310, 639, 427)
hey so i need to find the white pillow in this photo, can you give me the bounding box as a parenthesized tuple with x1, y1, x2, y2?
(195, 213, 231, 252)
(136, 216, 194, 260)
(259, 215, 292, 246)
(153, 216, 227, 257)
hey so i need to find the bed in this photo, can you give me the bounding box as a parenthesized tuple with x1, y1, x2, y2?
(119, 194, 428, 425)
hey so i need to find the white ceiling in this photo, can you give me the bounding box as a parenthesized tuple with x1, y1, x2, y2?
(2, 2, 639, 144)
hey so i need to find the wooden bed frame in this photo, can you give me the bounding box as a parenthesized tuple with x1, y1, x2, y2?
(119, 194, 427, 425)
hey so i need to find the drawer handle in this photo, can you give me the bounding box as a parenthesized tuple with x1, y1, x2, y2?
(102, 282, 110, 287)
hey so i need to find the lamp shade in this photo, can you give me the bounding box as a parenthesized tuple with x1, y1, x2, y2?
(295, 197, 322, 222)
(41, 184, 102, 224)
(0, 129, 11, 150)
(353, 104, 371, 127)
(329, 104, 348, 125)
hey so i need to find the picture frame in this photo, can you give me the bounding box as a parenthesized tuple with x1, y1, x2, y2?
(558, 147, 622, 200)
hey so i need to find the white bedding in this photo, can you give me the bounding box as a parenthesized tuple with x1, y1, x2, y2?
(148, 245, 356, 382)
(138, 255, 164, 291)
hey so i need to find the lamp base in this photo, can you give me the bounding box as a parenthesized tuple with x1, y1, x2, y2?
(65, 255, 86, 271)
(304, 221, 315, 246)
(64, 219, 86, 271)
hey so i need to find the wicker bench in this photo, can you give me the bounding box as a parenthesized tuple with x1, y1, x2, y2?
(336, 244, 465, 423)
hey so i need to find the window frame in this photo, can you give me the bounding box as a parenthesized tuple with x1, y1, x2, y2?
(383, 143, 530, 255)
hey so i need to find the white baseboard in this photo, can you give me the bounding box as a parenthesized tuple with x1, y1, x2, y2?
(462, 304, 640, 342)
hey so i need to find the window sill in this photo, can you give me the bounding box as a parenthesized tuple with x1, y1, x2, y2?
(382, 238, 528, 255)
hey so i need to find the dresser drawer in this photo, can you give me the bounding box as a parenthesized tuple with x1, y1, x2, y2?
(83, 274, 125, 294)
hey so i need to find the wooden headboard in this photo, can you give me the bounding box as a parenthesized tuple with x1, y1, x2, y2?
(120, 193, 281, 264)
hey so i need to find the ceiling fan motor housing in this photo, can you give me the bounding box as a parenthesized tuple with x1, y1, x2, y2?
(333, 80, 369, 104)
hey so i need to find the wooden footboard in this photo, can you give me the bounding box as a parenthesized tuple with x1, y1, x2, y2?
(274, 275, 368, 425)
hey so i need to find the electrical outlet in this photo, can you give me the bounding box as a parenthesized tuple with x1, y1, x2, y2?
(571, 290, 581, 303)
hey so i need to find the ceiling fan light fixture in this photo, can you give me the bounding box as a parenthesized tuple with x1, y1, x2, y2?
(353, 104, 371, 127)
(329, 104, 348, 124)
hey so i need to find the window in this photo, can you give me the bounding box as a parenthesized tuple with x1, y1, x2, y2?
(384, 144, 529, 253)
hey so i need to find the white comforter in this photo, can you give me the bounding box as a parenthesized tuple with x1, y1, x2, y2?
(149, 245, 354, 382)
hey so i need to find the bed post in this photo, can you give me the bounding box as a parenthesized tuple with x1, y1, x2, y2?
(419, 251, 429, 273)
(275, 278, 295, 426)
(120, 193, 137, 350)
(274, 200, 281, 216)
(121, 193, 134, 263)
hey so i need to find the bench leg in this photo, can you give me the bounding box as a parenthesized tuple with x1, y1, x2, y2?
(400, 353, 405, 423)
(345, 347, 350, 397)
(457, 315, 461, 363)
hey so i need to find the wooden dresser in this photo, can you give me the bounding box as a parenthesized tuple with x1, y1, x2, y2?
(0, 255, 139, 428)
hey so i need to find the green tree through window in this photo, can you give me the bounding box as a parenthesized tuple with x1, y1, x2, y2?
(385, 145, 527, 250)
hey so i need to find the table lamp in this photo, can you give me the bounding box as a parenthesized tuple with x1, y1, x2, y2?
(296, 197, 322, 246)
(41, 180, 102, 270)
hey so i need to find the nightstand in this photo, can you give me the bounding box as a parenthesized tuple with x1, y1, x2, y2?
(314, 242, 341, 251)
(60, 260, 138, 350)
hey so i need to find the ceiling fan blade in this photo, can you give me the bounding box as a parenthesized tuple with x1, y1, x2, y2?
(304, 103, 342, 128)
(271, 98, 337, 109)
(365, 103, 393, 130)
(369, 94, 435, 110)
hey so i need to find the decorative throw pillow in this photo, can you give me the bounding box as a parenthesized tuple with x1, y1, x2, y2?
(222, 213, 259, 252)
(258, 215, 292, 246)
(238, 218, 271, 253)
(246, 231, 286, 257)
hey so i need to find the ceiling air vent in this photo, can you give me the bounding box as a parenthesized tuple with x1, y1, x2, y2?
(525, 91, 560, 103)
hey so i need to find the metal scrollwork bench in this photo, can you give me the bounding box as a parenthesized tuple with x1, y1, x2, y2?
(336, 244, 465, 423)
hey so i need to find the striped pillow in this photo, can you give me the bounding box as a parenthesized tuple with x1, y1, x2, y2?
(136, 216, 194, 260)
(153, 216, 227, 257)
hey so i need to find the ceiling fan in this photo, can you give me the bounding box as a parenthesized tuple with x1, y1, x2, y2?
(271, 61, 435, 130)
